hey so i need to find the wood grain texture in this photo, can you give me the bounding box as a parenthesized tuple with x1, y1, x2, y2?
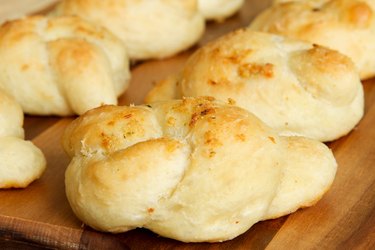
(0, 0, 374, 249)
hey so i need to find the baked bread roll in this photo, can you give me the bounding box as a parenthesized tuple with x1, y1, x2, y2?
(273, 0, 327, 4)
(198, 0, 245, 21)
(249, 0, 375, 80)
(62, 97, 337, 242)
(0, 91, 46, 188)
(145, 29, 364, 142)
(0, 15, 130, 116)
(51, 0, 205, 61)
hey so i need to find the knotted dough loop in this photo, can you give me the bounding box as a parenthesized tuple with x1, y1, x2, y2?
(63, 97, 337, 242)
(250, 0, 375, 80)
(0, 91, 46, 188)
(0, 15, 130, 116)
(273, 0, 328, 4)
(145, 29, 364, 142)
(51, 0, 205, 61)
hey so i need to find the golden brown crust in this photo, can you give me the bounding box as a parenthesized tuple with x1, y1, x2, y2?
(0, 15, 130, 116)
(146, 29, 364, 142)
(251, 0, 375, 80)
(51, 0, 205, 60)
(63, 97, 337, 242)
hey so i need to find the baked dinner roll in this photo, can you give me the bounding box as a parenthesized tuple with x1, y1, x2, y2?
(0, 91, 46, 189)
(0, 15, 130, 116)
(273, 0, 327, 4)
(249, 0, 375, 80)
(51, 0, 205, 61)
(198, 0, 245, 21)
(145, 29, 364, 142)
(63, 97, 337, 242)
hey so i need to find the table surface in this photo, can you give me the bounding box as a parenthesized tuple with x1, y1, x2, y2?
(0, 0, 374, 249)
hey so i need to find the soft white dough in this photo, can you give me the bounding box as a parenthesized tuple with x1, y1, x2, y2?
(62, 97, 337, 242)
(0, 91, 46, 189)
(0, 15, 130, 116)
(145, 29, 364, 142)
(51, 0, 205, 60)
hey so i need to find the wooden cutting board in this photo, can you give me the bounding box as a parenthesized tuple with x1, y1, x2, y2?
(1, 0, 375, 249)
